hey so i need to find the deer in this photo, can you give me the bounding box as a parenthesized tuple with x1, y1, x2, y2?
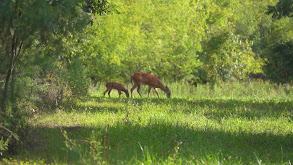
(130, 72, 171, 98)
(103, 82, 129, 98)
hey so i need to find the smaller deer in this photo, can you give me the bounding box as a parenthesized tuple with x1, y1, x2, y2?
(103, 82, 129, 98)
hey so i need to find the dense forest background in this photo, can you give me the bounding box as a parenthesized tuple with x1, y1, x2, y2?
(0, 0, 293, 157)
(78, 0, 293, 84)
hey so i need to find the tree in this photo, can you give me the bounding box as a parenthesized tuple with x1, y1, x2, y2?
(199, 31, 264, 83)
(0, 0, 108, 110)
(267, 0, 293, 19)
(80, 0, 206, 82)
(264, 0, 293, 82)
(265, 41, 293, 82)
(0, 0, 109, 155)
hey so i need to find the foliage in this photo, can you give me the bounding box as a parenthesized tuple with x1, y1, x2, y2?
(67, 57, 89, 96)
(0, 0, 109, 157)
(262, 0, 293, 83)
(0, 133, 10, 157)
(267, 0, 293, 19)
(199, 32, 264, 83)
(83, 0, 205, 82)
(264, 41, 293, 82)
(76, 0, 284, 84)
(0, 0, 108, 103)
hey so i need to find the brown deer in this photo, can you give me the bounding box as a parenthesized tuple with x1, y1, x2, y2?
(130, 72, 171, 98)
(103, 82, 129, 98)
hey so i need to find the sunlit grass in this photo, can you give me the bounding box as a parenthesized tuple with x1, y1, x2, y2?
(7, 81, 293, 164)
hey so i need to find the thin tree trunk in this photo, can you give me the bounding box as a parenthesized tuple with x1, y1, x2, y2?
(1, 34, 23, 110)
(3, 68, 13, 102)
(2, 45, 15, 110)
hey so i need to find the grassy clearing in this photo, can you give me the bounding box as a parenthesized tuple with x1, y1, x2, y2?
(3, 81, 293, 164)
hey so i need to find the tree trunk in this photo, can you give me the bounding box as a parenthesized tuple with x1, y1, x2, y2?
(1, 35, 22, 111)
(2, 68, 13, 103)
(2, 49, 15, 111)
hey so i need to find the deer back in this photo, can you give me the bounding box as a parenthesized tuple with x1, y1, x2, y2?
(132, 73, 165, 89)
(106, 82, 127, 91)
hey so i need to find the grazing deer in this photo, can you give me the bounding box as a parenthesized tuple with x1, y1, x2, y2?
(103, 82, 129, 98)
(130, 72, 171, 98)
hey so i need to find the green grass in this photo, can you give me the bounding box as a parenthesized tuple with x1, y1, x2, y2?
(3, 81, 293, 164)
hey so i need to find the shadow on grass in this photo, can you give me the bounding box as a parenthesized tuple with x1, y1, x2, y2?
(62, 97, 130, 113)
(84, 96, 293, 120)
(23, 121, 293, 164)
(24, 96, 291, 163)
(170, 98, 293, 120)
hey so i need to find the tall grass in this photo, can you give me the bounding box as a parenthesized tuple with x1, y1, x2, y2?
(93, 80, 293, 100)
(3, 81, 293, 164)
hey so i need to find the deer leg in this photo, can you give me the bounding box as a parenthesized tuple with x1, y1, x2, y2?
(137, 85, 142, 97)
(108, 89, 112, 97)
(124, 90, 129, 98)
(118, 90, 122, 97)
(131, 84, 137, 98)
(103, 88, 110, 96)
(148, 86, 152, 97)
(154, 88, 159, 98)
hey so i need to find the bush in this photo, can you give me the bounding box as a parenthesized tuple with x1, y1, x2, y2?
(0, 105, 28, 157)
(264, 41, 293, 83)
(67, 57, 89, 96)
(0, 132, 10, 158)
